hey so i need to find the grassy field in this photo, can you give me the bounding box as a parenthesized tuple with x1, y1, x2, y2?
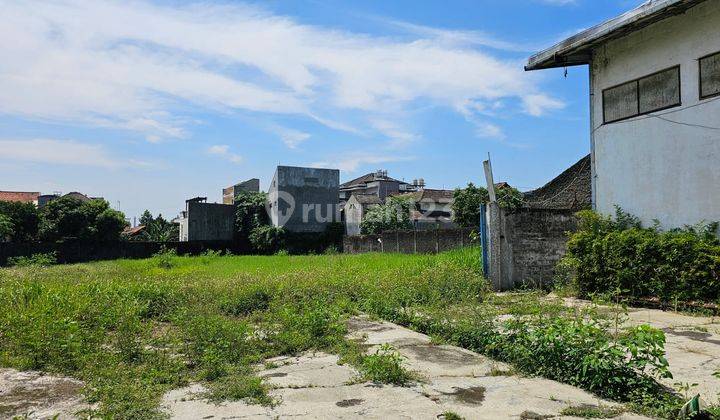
(0, 249, 483, 418)
(0, 248, 699, 418)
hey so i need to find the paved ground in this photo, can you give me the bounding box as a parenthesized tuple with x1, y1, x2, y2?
(5, 307, 718, 419)
(0, 368, 91, 419)
(562, 297, 720, 404)
(163, 317, 646, 419)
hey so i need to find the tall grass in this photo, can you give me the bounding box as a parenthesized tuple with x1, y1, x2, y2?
(0, 249, 484, 418)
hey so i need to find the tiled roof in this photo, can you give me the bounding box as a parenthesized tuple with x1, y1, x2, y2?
(0, 191, 39, 203)
(523, 154, 591, 210)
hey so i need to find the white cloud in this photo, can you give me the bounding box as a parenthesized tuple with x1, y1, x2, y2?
(311, 153, 414, 172)
(370, 119, 419, 148)
(269, 126, 311, 149)
(522, 94, 566, 116)
(474, 122, 505, 140)
(207, 145, 243, 164)
(0, 0, 563, 143)
(0, 138, 141, 168)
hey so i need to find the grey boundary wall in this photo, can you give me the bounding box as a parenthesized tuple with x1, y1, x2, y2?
(0, 240, 240, 267)
(343, 228, 476, 254)
(489, 207, 578, 290)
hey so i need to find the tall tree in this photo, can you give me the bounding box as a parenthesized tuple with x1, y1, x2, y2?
(39, 196, 127, 241)
(452, 183, 525, 228)
(0, 214, 13, 241)
(139, 210, 154, 227)
(360, 196, 413, 235)
(0, 201, 39, 241)
(452, 183, 488, 228)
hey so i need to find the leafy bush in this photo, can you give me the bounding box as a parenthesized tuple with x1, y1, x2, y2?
(153, 247, 177, 269)
(39, 196, 127, 241)
(561, 208, 720, 303)
(0, 213, 14, 240)
(360, 344, 412, 385)
(249, 225, 286, 254)
(8, 251, 57, 267)
(0, 201, 39, 241)
(452, 183, 524, 228)
(361, 196, 413, 235)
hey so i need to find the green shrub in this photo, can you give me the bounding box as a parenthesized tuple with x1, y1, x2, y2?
(7, 251, 57, 267)
(360, 344, 412, 385)
(562, 209, 720, 303)
(249, 225, 286, 255)
(153, 247, 176, 269)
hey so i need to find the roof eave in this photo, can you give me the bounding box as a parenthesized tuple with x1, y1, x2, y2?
(525, 0, 706, 71)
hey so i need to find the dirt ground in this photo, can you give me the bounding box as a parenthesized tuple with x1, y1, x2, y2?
(0, 369, 91, 419)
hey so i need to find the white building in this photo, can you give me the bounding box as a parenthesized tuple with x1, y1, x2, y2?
(526, 0, 720, 229)
(344, 194, 382, 236)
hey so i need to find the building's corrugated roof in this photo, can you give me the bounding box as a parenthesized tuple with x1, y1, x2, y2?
(526, 0, 707, 71)
(352, 194, 382, 205)
(0, 191, 40, 203)
(395, 189, 454, 202)
(523, 154, 591, 210)
(340, 172, 408, 188)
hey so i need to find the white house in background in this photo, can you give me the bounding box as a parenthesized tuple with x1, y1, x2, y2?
(345, 194, 382, 236)
(526, 0, 720, 229)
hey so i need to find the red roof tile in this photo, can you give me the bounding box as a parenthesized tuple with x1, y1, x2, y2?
(0, 191, 40, 204)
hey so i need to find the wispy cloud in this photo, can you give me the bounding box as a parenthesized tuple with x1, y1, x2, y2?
(0, 0, 563, 145)
(0, 138, 145, 168)
(207, 145, 243, 164)
(311, 153, 415, 173)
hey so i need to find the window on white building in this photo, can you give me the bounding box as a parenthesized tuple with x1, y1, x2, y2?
(603, 66, 680, 123)
(700, 51, 720, 100)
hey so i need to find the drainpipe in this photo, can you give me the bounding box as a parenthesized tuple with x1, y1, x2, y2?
(588, 54, 597, 211)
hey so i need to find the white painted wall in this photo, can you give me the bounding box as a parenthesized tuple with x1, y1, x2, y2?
(344, 196, 363, 236)
(591, 0, 720, 229)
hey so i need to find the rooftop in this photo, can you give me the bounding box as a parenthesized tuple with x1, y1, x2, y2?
(395, 189, 454, 202)
(525, 0, 708, 71)
(0, 191, 40, 204)
(523, 154, 591, 210)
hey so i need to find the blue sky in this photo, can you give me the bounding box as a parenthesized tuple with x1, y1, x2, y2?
(0, 0, 644, 220)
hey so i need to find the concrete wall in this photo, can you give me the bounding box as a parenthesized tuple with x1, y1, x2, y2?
(488, 208, 577, 290)
(345, 196, 364, 236)
(223, 179, 261, 204)
(343, 228, 475, 254)
(269, 166, 340, 233)
(186, 202, 235, 241)
(591, 0, 720, 228)
(0, 240, 242, 267)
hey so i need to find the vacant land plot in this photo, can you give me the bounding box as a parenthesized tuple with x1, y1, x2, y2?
(0, 249, 715, 418)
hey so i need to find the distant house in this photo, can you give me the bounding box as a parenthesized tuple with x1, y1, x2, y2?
(395, 189, 456, 230)
(268, 166, 340, 233)
(177, 197, 235, 241)
(222, 178, 260, 204)
(339, 170, 420, 204)
(526, 0, 720, 229)
(0, 191, 40, 205)
(121, 225, 146, 239)
(345, 194, 382, 236)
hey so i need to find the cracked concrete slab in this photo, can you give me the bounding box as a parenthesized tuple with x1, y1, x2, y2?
(163, 317, 648, 419)
(0, 368, 91, 419)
